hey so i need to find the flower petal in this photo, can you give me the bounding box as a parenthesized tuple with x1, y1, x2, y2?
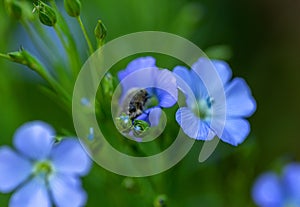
(191, 58, 215, 99)
(50, 138, 91, 176)
(212, 60, 232, 85)
(136, 107, 162, 126)
(252, 172, 283, 207)
(13, 121, 55, 160)
(49, 173, 87, 207)
(176, 107, 214, 140)
(148, 107, 162, 126)
(219, 118, 250, 146)
(118, 68, 156, 104)
(225, 78, 256, 118)
(10, 177, 51, 207)
(155, 69, 178, 108)
(118, 56, 156, 81)
(0, 147, 32, 193)
(283, 163, 300, 201)
(173, 65, 192, 93)
(173, 67, 200, 108)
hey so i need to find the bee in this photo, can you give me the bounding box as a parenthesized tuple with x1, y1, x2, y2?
(127, 89, 149, 120)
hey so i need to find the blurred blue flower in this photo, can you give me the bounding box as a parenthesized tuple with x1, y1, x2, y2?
(0, 121, 91, 207)
(252, 163, 300, 207)
(118, 56, 177, 126)
(173, 58, 256, 146)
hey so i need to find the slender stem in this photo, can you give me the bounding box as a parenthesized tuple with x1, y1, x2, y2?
(21, 20, 57, 68)
(53, 25, 79, 79)
(0, 53, 10, 59)
(77, 16, 94, 54)
(49, 0, 81, 76)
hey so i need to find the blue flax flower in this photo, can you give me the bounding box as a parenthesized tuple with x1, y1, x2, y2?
(0, 121, 91, 207)
(173, 58, 256, 146)
(118, 56, 177, 126)
(252, 163, 300, 207)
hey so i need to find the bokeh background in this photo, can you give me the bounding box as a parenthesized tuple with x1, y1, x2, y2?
(1, 0, 300, 206)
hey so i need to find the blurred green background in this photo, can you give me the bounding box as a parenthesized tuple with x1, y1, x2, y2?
(1, 0, 300, 206)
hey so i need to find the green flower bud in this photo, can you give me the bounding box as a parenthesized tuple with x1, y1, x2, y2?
(8, 47, 37, 66)
(64, 0, 81, 17)
(116, 113, 132, 132)
(33, 1, 57, 27)
(122, 177, 135, 189)
(94, 20, 107, 47)
(133, 120, 149, 136)
(153, 194, 167, 207)
(4, 0, 34, 20)
(7, 47, 49, 81)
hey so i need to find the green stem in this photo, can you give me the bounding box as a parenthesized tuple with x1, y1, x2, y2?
(27, 61, 71, 108)
(21, 20, 57, 67)
(0, 53, 10, 60)
(77, 16, 94, 54)
(49, 0, 81, 76)
(53, 25, 78, 79)
(0, 52, 71, 108)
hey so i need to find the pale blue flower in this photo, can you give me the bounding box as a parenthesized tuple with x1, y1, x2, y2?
(0, 121, 91, 207)
(174, 58, 256, 146)
(252, 163, 300, 207)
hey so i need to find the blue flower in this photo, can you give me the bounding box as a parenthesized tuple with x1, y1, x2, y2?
(0, 121, 91, 207)
(173, 58, 256, 146)
(118, 56, 178, 126)
(252, 163, 300, 207)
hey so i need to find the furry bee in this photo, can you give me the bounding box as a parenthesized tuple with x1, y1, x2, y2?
(127, 89, 149, 120)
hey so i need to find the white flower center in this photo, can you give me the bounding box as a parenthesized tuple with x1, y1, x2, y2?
(192, 97, 214, 120)
(33, 160, 54, 179)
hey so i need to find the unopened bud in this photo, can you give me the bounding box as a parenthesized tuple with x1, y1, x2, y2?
(8, 47, 30, 65)
(116, 113, 132, 132)
(64, 0, 81, 17)
(4, 0, 33, 20)
(94, 20, 107, 47)
(133, 120, 149, 136)
(153, 194, 167, 207)
(8, 47, 48, 78)
(33, 1, 57, 27)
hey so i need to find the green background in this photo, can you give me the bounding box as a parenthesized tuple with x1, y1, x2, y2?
(0, 0, 300, 206)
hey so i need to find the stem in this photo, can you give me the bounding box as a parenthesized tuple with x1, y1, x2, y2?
(77, 16, 94, 54)
(0, 53, 10, 60)
(53, 25, 78, 79)
(49, 0, 81, 76)
(21, 20, 57, 68)
(28, 60, 71, 108)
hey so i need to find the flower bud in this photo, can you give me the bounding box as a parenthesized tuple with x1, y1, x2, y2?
(153, 194, 167, 207)
(94, 20, 107, 47)
(8, 47, 30, 65)
(33, 1, 57, 27)
(133, 120, 149, 136)
(116, 113, 132, 132)
(7, 47, 48, 78)
(4, 0, 33, 20)
(122, 177, 135, 189)
(64, 0, 81, 17)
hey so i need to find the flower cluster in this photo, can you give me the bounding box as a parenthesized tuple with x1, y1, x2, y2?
(252, 163, 300, 207)
(117, 56, 256, 146)
(0, 121, 91, 207)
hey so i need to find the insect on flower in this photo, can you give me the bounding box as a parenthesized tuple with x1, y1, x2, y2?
(127, 89, 150, 120)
